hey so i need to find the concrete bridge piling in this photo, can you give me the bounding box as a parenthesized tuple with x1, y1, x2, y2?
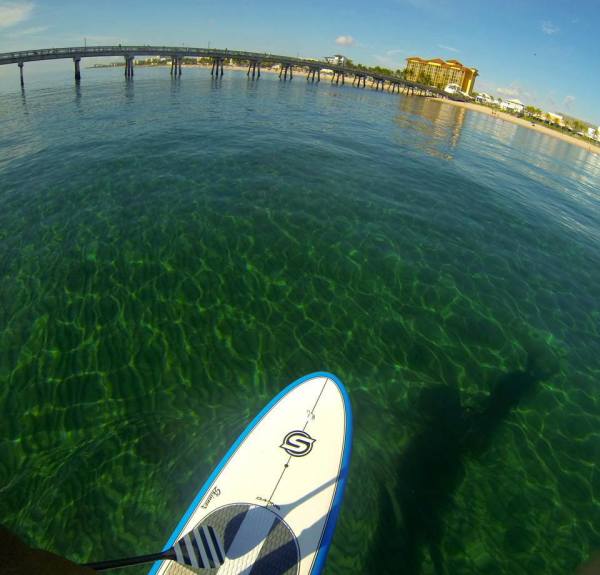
(18, 62, 24, 86)
(211, 57, 224, 76)
(353, 74, 366, 87)
(279, 64, 293, 80)
(171, 56, 183, 76)
(331, 71, 345, 85)
(247, 60, 260, 78)
(307, 68, 320, 82)
(73, 57, 81, 81)
(124, 56, 134, 78)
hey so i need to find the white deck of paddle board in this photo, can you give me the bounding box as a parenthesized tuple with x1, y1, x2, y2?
(155, 374, 349, 575)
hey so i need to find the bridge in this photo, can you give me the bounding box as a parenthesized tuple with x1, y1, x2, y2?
(0, 45, 451, 99)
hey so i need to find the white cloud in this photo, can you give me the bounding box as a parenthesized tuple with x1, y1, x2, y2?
(476, 80, 494, 92)
(335, 35, 355, 46)
(437, 43, 459, 53)
(541, 20, 559, 35)
(386, 48, 408, 56)
(563, 95, 575, 109)
(497, 85, 521, 97)
(0, 1, 33, 28)
(7, 24, 46, 37)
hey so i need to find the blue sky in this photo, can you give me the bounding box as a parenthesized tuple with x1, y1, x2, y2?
(1, 0, 599, 124)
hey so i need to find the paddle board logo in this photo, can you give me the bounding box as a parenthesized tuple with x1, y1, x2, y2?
(280, 430, 316, 457)
(200, 486, 221, 509)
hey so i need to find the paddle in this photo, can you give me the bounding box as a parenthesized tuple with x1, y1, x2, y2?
(82, 525, 225, 572)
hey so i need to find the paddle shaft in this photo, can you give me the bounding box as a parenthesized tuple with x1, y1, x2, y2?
(83, 549, 175, 571)
(82, 524, 224, 572)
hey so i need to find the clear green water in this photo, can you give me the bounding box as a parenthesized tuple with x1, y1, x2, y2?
(0, 67, 599, 575)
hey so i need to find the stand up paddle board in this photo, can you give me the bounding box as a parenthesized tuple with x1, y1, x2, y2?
(149, 372, 352, 575)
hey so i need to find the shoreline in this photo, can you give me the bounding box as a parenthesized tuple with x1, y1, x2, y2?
(90, 64, 600, 156)
(431, 98, 600, 156)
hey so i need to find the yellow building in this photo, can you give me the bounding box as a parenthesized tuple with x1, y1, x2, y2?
(405, 57, 479, 94)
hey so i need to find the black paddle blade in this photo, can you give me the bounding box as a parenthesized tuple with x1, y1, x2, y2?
(172, 525, 226, 569)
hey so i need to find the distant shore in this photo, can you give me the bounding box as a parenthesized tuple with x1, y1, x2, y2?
(90, 63, 600, 155)
(432, 98, 600, 156)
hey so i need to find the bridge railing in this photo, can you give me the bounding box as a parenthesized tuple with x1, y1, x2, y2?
(0, 45, 328, 63)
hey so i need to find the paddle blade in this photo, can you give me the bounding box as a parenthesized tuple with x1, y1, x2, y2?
(172, 525, 226, 569)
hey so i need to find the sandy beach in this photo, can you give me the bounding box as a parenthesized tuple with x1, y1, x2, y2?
(431, 98, 600, 156)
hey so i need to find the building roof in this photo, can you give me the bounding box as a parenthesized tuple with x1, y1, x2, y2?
(406, 56, 477, 73)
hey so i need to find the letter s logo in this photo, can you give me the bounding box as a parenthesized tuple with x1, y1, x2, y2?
(280, 430, 316, 457)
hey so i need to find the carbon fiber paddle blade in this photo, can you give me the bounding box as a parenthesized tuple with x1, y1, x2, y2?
(172, 525, 225, 569)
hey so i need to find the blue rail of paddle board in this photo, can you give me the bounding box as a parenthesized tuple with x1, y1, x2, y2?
(148, 371, 353, 575)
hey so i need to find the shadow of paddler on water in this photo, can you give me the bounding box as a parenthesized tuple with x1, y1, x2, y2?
(366, 352, 558, 575)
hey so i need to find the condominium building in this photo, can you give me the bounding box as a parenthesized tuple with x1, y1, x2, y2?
(546, 112, 564, 126)
(405, 57, 479, 94)
(325, 55, 347, 66)
(500, 98, 525, 114)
